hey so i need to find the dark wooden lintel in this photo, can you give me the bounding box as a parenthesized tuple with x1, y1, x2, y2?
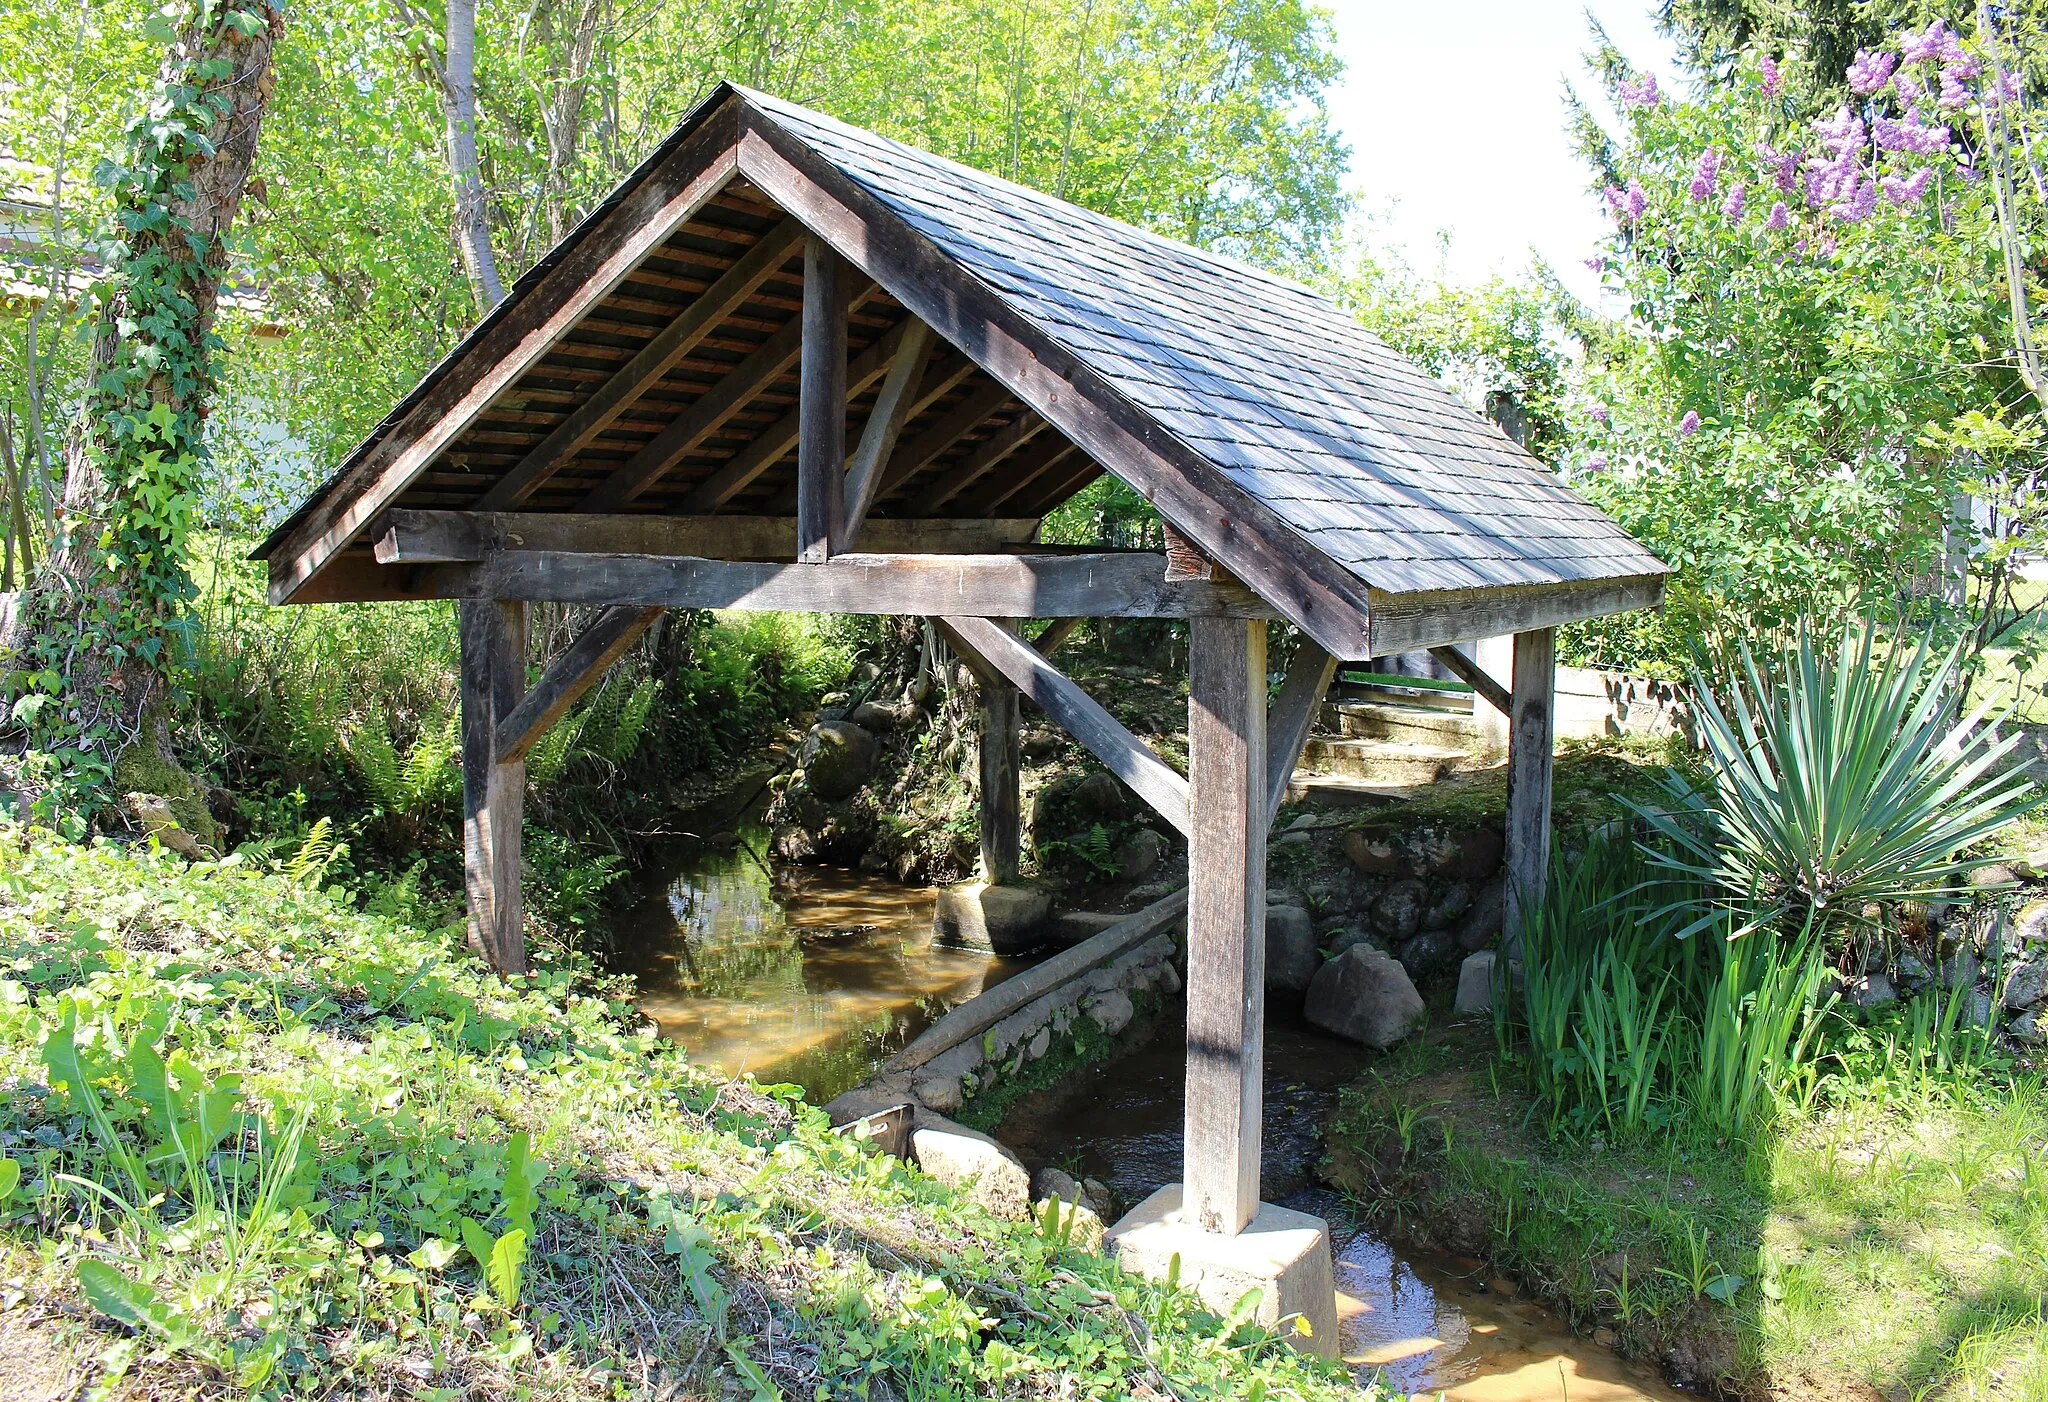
(372, 509, 1041, 564)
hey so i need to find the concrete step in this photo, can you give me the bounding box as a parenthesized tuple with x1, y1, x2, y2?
(1281, 772, 1421, 809)
(1298, 736, 1469, 786)
(1322, 699, 1481, 747)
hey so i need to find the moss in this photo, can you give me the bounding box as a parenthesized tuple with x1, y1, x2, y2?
(1342, 739, 1690, 842)
(112, 709, 223, 849)
(956, 989, 1161, 1133)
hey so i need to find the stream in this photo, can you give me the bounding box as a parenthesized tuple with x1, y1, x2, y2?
(610, 826, 1691, 1401)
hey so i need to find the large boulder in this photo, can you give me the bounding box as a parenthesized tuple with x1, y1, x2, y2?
(1454, 951, 1496, 1016)
(1454, 876, 1506, 952)
(933, 882, 1051, 955)
(798, 721, 879, 801)
(1265, 905, 1320, 993)
(911, 1119, 1032, 1219)
(1370, 879, 1427, 941)
(1304, 946, 1426, 1050)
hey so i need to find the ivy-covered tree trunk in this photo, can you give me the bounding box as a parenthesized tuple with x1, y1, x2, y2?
(1, 1, 282, 834)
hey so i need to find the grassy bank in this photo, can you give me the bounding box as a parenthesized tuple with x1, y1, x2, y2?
(0, 828, 1374, 1400)
(1325, 1021, 2048, 1400)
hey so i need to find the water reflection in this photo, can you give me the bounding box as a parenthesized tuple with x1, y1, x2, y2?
(611, 828, 1031, 1103)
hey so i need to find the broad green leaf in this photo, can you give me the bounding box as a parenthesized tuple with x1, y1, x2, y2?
(0, 1159, 20, 1201)
(408, 1237, 460, 1271)
(486, 1228, 527, 1311)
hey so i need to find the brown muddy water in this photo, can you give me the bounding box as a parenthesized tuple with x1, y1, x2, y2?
(611, 828, 1690, 1401)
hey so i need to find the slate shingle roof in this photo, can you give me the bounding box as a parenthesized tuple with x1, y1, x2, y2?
(742, 86, 1666, 597)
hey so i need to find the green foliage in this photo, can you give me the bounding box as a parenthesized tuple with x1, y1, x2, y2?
(0, 828, 1372, 1400)
(1636, 624, 2043, 938)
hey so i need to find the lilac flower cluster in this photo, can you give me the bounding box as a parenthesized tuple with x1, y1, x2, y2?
(1723, 180, 1747, 220)
(1873, 112, 1949, 155)
(1848, 49, 1896, 95)
(1759, 55, 1782, 97)
(1605, 179, 1649, 223)
(1690, 147, 1722, 202)
(1677, 410, 1701, 437)
(1618, 71, 1660, 108)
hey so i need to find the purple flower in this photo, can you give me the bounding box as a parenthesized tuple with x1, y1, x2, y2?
(1815, 107, 1866, 157)
(1677, 410, 1701, 437)
(1818, 232, 1839, 257)
(1938, 69, 1972, 110)
(1583, 452, 1610, 473)
(1881, 167, 1933, 205)
(1758, 142, 1802, 192)
(1619, 71, 1660, 107)
(1958, 161, 1984, 183)
(1760, 54, 1783, 96)
(2002, 71, 2024, 103)
(1690, 147, 1722, 202)
(1874, 112, 1949, 155)
(1902, 20, 1950, 65)
(1624, 180, 1647, 220)
(1848, 49, 1896, 94)
(1583, 255, 1607, 273)
(1765, 200, 1790, 231)
(1939, 34, 1978, 78)
(1723, 180, 1748, 220)
(1591, 405, 1610, 425)
(1832, 176, 1878, 223)
(1897, 70, 1923, 106)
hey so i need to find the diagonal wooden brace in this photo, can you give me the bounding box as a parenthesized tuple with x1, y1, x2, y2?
(936, 614, 1191, 837)
(1264, 639, 1336, 825)
(1428, 643, 1512, 715)
(496, 605, 664, 766)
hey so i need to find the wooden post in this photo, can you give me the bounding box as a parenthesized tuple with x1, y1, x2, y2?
(1184, 616, 1266, 1236)
(1502, 627, 1556, 960)
(461, 598, 529, 975)
(796, 234, 847, 563)
(979, 625, 1021, 883)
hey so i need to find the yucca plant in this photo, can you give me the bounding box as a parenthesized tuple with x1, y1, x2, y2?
(1637, 624, 2043, 940)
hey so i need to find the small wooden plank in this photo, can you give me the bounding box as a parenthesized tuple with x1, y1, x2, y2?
(461, 599, 529, 976)
(371, 509, 1041, 563)
(978, 623, 1021, 884)
(477, 218, 805, 511)
(464, 550, 1277, 621)
(1264, 639, 1337, 825)
(885, 888, 1188, 1072)
(937, 614, 1191, 836)
(1502, 628, 1556, 959)
(1184, 616, 1267, 1236)
(796, 235, 849, 563)
(833, 1103, 913, 1160)
(839, 318, 934, 549)
(1428, 644, 1511, 716)
(1032, 616, 1082, 657)
(495, 605, 663, 765)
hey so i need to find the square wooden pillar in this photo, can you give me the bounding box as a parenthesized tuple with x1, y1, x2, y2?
(461, 598, 529, 975)
(978, 631, 1022, 884)
(1502, 627, 1556, 959)
(1183, 616, 1266, 1236)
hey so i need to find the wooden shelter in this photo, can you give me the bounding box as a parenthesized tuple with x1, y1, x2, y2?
(257, 83, 1667, 1239)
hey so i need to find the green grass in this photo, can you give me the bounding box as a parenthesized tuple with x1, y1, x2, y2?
(1325, 1023, 2048, 1400)
(0, 827, 1379, 1400)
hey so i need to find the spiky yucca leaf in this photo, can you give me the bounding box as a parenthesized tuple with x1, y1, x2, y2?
(1638, 625, 2042, 937)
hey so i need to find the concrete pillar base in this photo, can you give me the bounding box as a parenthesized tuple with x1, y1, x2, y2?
(1104, 1185, 1338, 1358)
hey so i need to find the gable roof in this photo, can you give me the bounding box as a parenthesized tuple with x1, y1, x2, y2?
(258, 83, 1664, 657)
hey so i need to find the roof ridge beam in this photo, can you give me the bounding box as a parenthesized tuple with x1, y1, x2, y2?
(936, 614, 1192, 837)
(477, 216, 806, 511)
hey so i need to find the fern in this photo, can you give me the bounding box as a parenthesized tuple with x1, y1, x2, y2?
(347, 713, 457, 814)
(525, 709, 587, 787)
(285, 818, 343, 888)
(344, 720, 405, 810)
(597, 677, 659, 761)
(402, 709, 460, 803)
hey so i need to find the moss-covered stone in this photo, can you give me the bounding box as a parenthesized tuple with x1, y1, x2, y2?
(113, 710, 223, 852)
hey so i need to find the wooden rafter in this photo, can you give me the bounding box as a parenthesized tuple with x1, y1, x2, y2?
(475, 217, 805, 511)
(838, 318, 935, 549)
(950, 438, 1075, 517)
(918, 412, 1047, 514)
(370, 509, 1042, 564)
(936, 614, 1192, 837)
(870, 381, 1015, 501)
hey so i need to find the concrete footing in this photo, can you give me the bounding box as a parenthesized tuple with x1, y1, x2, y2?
(1104, 1185, 1338, 1358)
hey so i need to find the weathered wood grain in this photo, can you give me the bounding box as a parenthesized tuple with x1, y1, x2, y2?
(936, 614, 1192, 836)
(461, 599, 529, 975)
(495, 606, 663, 765)
(796, 235, 848, 563)
(1365, 576, 1665, 658)
(840, 319, 934, 549)
(372, 509, 1040, 564)
(1184, 616, 1267, 1236)
(1502, 627, 1556, 959)
(1428, 643, 1512, 716)
(978, 623, 1021, 884)
(1264, 639, 1336, 826)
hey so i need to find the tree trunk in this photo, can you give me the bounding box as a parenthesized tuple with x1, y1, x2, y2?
(2, 1, 282, 829)
(443, 0, 506, 314)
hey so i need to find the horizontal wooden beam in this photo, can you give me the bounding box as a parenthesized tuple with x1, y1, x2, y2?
(441, 550, 1274, 621)
(1427, 644, 1511, 716)
(1365, 575, 1666, 657)
(496, 606, 663, 765)
(937, 614, 1191, 837)
(371, 509, 1041, 563)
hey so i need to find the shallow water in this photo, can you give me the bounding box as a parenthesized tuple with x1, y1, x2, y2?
(612, 830, 1688, 1399)
(610, 827, 1031, 1103)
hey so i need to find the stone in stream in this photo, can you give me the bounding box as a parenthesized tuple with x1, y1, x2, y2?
(1083, 988, 1134, 1037)
(1114, 827, 1170, 880)
(1304, 945, 1425, 1049)
(932, 882, 1051, 955)
(1264, 905, 1320, 993)
(1848, 971, 1897, 1009)
(797, 720, 878, 801)
(911, 1118, 1032, 1220)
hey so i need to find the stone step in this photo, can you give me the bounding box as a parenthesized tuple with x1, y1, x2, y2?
(1281, 772, 1420, 809)
(1322, 699, 1481, 746)
(1298, 736, 1470, 786)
